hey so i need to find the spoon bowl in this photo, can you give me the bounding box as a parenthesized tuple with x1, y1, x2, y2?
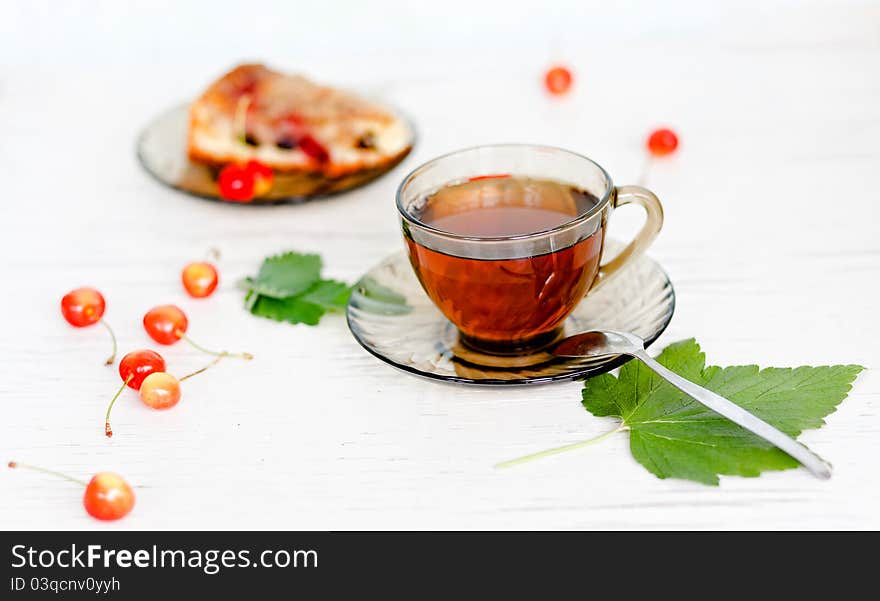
(553, 330, 644, 359)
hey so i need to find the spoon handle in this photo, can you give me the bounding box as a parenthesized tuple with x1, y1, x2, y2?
(632, 350, 832, 479)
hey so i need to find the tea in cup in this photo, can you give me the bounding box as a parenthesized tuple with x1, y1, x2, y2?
(397, 145, 663, 354)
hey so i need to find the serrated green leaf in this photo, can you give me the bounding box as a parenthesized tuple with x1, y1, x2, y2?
(581, 340, 864, 485)
(250, 294, 325, 326)
(241, 251, 354, 327)
(577, 373, 624, 417)
(704, 365, 863, 435)
(249, 252, 322, 298)
(583, 339, 704, 418)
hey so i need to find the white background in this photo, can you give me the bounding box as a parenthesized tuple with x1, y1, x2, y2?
(1, 0, 878, 529)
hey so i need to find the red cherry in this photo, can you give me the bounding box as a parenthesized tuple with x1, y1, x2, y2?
(61, 287, 117, 365)
(182, 262, 219, 298)
(83, 472, 135, 521)
(544, 65, 573, 95)
(647, 128, 679, 156)
(61, 287, 104, 326)
(244, 159, 273, 181)
(107, 350, 226, 437)
(143, 304, 253, 360)
(243, 160, 273, 196)
(143, 304, 188, 345)
(107, 350, 166, 437)
(119, 350, 166, 390)
(139, 372, 181, 410)
(7, 462, 134, 521)
(299, 135, 329, 163)
(218, 163, 255, 202)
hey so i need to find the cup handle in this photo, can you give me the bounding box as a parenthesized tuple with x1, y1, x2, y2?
(591, 185, 664, 290)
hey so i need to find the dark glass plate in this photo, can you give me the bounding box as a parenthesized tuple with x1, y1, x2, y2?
(136, 103, 415, 205)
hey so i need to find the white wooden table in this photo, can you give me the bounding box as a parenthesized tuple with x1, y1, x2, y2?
(1, 0, 878, 530)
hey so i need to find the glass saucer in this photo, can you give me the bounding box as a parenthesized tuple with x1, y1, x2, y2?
(136, 103, 414, 205)
(346, 240, 675, 385)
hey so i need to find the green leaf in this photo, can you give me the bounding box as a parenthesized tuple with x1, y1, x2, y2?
(250, 294, 326, 326)
(582, 340, 864, 485)
(300, 280, 351, 312)
(248, 252, 322, 299)
(583, 339, 704, 419)
(241, 250, 354, 326)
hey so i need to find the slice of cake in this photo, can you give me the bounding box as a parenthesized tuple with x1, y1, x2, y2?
(188, 64, 412, 178)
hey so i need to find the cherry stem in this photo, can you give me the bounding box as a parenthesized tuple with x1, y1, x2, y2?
(100, 319, 117, 365)
(494, 425, 627, 469)
(206, 247, 221, 261)
(180, 333, 253, 361)
(105, 375, 133, 438)
(179, 355, 224, 382)
(7, 461, 88, 487)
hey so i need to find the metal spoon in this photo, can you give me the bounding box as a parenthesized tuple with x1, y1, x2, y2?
(553, 330, 832, 479)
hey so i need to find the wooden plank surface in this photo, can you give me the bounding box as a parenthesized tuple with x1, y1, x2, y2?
(0, 0, 878, 529)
